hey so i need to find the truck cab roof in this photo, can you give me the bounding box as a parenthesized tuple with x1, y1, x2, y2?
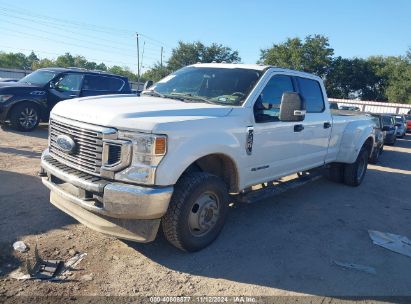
(190, 63, 322, 80)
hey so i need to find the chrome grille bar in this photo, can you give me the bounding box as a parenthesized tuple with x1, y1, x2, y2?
(49, 116, 117, 176)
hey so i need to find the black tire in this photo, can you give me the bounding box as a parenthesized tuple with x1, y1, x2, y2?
(9, 103, 40, 132)
(323, 163, 344, 183)
(162, 172, 229, 252)
(343, 147, 369, 187)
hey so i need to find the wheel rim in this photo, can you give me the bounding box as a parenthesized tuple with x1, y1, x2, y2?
(19, 107, 38, 129)
(188, 191, 220, 237)
(357, 155, 366, 180)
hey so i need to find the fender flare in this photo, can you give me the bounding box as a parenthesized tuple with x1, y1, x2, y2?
(335, 122, 375, 164)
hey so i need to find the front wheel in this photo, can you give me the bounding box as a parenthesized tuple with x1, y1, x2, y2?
(162, 172, 229, 252)
(343, 147, 369, 186)
(9, 103, 40, 132)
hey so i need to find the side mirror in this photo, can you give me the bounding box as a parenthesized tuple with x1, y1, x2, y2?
(279, 92, 305, 122)
(143, 80, 154, 90)
(49, 81, 56, 89)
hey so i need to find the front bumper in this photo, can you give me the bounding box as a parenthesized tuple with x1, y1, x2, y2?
(40, 149, 173, 242)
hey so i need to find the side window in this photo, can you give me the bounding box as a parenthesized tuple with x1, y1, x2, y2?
(254, 75, 294, 123)
(107, 77, 125, 91)
(297, 77, 325, 113)
(55, 74, 83, 96)
(82, 75, 124, 92)
(83, 75, 108, 91)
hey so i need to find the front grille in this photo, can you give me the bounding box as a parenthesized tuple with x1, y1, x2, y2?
(49, 118, 106, 175)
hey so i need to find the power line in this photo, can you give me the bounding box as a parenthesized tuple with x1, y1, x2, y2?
(0, 26, 137, 59)
(0, 4, 173, 49)
(0, 44, 136, 66)
(0, 11, 167, 55)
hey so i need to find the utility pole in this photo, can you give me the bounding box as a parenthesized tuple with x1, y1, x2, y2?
(160, 46, 163, 69)
(136, 33, 140, 85)
(160, 46, 164, 77)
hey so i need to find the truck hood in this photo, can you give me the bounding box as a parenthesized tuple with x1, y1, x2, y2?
(52, 94, 233, 132)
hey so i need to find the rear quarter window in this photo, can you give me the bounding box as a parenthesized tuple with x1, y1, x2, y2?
(296, 77, 325, 113)
(83, 75, 125, 92)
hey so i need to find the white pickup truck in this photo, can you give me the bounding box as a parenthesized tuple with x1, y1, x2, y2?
(40, 63, 377, 251)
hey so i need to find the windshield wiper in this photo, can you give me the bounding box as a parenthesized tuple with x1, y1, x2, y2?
(141, 89, 165, 98)
(169, 93, 216, 105)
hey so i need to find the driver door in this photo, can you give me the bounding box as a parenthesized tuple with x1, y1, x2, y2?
(48, 73, 84, 110)
(245, 74, 305, 186)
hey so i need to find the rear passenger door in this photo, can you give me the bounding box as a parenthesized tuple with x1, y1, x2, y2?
(80, 75, 125, 97)
(295, 77, 332, 167)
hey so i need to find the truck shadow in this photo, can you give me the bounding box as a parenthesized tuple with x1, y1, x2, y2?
(129, 167, 411, 297)
(0, 147, 42, 158)
(0, 170, 75, 277)
(0, 123, 48, 140)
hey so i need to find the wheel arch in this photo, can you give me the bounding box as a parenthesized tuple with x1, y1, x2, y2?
(6, 100, 48, 121)
(180, 153, 240, 194)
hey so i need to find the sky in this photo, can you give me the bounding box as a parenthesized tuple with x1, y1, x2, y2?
(0, 0, 410, 73)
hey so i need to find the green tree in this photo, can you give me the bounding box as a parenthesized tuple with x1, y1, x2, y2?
(368, 54, 411, 103)
(108, 65, 137, 81)
(167, 41, 241, 71)
(0, 51, 30, 69)
(326, 57, 386, 101)
(259, 35, 334, 77)
(32, 58, 55, 70)
(54, 53, 75, 67)
(141, 63, 170, 82)
(27, 51, 39, 69)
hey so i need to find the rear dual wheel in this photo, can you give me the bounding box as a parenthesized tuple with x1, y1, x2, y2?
(325, 146, 370, 187)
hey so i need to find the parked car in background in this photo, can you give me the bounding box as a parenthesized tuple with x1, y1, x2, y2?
(394, 115, 407, 137)
(369, 114, 384, 164)
(380, 114, 397, 145)
(329, 102, 339, 110)
(0, 78, 19, 82)
(339, 105, 361, 111)
(406, 114, 411, 133)
(0, 67, 132, 131)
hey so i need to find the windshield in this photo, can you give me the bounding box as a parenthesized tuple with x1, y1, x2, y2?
(371, 116, 381, 128)
(149, 66, 263, 105)
(382, 116, 393, 126)
(19, 70, 56, 86)
(395, 116, 404, 123)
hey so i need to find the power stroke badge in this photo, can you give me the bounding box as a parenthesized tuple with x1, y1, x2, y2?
(246, 126, 254, 155)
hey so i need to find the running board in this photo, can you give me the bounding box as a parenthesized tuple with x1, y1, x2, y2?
(233, 171, 322, 204)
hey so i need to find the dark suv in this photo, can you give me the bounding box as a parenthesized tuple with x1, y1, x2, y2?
(0, 67, 131, 131)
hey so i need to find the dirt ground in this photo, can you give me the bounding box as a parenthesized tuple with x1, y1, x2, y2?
(1, 123, 411, 302)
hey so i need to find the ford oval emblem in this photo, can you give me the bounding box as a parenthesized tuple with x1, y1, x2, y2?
(56, 135, 76, 154)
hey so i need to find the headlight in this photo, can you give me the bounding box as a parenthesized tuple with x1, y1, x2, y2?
(115, 131, 167, 185)
(0, 95, 13, 102)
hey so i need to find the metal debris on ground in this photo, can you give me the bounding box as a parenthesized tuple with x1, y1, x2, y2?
(9, 244, 87, 281)
(56, 252, 87, 280)
(368, 230, 411, 258)
(13, 241, 28, 253)
(333, 260, 377, 275)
